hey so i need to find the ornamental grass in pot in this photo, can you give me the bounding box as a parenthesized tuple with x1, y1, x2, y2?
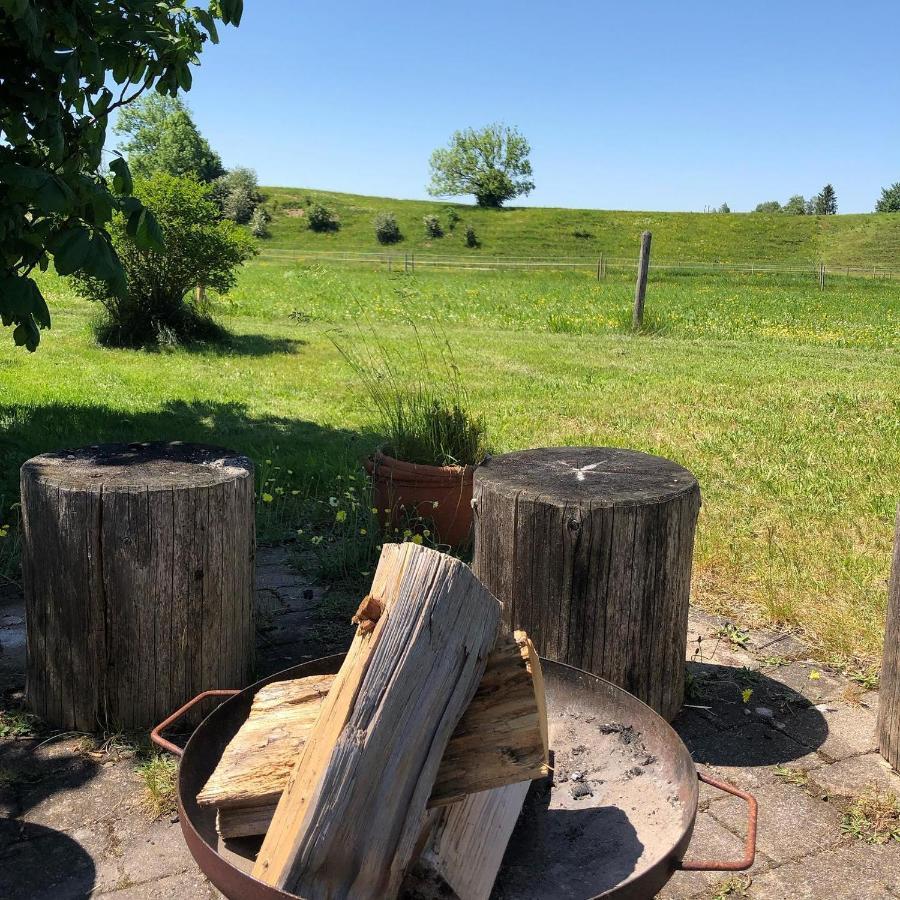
(334, 324, 488, 548)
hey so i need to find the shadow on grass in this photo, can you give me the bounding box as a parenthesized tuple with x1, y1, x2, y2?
(0, 398, 380, 529)
(213, 333, 306, 356)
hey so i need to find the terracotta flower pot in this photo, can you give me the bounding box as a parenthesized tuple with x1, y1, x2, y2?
(365, 450, 475, 548)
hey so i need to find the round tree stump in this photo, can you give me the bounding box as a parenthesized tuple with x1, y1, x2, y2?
(473, 447, 700, 721)
(21, 442, 255, 731)
(877, 506, 900, 771)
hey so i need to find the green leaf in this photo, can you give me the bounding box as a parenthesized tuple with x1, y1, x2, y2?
(51, 226, 93, 276)
(109, 157, 133, 195)
(133, 208, 164, 251)
(13, 318, 40, 352)
(82, 233, 122, 281)
(220, 0, 244, 25)
(195, 8, 219, 43)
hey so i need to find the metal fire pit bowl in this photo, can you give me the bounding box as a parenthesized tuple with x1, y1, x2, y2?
(152, 656, 756, 900)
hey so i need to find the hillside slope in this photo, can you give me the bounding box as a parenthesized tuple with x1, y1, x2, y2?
(261, 186, 900, 266)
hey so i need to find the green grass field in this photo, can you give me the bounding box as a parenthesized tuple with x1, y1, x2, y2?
(1, 261, 897, 670)
(262, 186, 900, 266)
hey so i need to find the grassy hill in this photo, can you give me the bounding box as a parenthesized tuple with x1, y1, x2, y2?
(261, 186, 900, 266)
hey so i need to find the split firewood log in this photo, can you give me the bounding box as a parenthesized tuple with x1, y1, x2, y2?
(251, 542, 502, 898)
(200, 630, 548, 839)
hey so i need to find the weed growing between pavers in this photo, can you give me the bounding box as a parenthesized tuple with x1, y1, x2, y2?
(711, 874, 752, 899)
(841, 786, 900, 844)
(136, 754, 178, 820)
(774, 764, 811, 787)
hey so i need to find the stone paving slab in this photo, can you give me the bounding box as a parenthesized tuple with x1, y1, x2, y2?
(2, 556, 900, 899)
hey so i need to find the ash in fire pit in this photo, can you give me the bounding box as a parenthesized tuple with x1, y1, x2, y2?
(491, 705, 686, 899)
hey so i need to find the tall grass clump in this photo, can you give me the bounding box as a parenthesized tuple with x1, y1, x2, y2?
(331, 321, 488, 467)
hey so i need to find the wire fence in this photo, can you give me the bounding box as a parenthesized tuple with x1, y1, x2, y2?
(256, 248, 900, 281)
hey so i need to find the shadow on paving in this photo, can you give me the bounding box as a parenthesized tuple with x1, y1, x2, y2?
(674, 660, 828, 766)
(0, 819, 95, 899)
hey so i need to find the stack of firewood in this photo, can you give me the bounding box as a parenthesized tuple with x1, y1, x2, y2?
(196, 542, 549, 899)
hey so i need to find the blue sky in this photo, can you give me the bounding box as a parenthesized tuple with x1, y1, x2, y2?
(173, 1, 899, 213)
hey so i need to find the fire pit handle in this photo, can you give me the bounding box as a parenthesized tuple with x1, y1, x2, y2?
(150, 690, 240, 758)
(676, 772, 758, 872)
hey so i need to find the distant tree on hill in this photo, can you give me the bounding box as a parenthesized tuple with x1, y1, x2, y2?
(783, 195, 807, 215)
(875, 183, 900, 213)
(718, 202, 731, 213)
(814, 184, 837, 215)
(428, 124, 534, 208)
(805, 197, 816, 215)
(754, 201, 782, 213)
(114, 95, 224, 183)
(211, 167, 262, 224)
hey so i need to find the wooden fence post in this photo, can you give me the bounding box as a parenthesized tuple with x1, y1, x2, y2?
(633, 231, 652, 329)
(877, 506, 900, 771)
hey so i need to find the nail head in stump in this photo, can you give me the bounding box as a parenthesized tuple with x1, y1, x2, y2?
(473, 447, 700, 721)
(21, 442, 255, 731)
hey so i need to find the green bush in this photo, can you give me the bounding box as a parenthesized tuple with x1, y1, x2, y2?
(250, 207, 271, 238)
(465, 224, 479, 248)
(444, 207, 461, 231)
(307, 203, 340, 233)
(73, 174, 256, 348)
(374, 212, 402, 244)
(212, 167, 262, 224)
(423, 214, 443, 238)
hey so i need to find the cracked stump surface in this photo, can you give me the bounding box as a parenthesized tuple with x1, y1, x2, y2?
(2, 548, 899, 899)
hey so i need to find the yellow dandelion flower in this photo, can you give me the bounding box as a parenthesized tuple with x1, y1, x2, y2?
(261, 492, 273, 503)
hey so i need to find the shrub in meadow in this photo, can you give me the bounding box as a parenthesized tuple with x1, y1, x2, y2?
(423, 214, 443, 238)
(444, 207, 461, 231)
(212, 167, 262, 224)
(250, 207, 271, 238)
(465, 224, 479, 248)
(73, 174, 255, 348)
(374, 211, 402, 244)
(307, 203, 340, 232)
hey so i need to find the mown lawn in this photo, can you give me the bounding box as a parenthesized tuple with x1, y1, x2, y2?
(1, 263, 897, 668)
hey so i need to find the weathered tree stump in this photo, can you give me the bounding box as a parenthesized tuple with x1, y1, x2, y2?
(877, 506, 900, 771)
(473, 446, 701, 721)
(21, 442, 255, 731)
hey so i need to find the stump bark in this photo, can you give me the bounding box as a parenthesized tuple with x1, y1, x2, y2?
(877, 506, 900, 771)
(21, 441, 255, 731)
(473, 446, 701, 721)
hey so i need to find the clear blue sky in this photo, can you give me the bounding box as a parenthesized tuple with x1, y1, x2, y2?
(175, 0, 899, 213)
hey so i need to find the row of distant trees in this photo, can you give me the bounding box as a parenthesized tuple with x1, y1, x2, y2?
(752, 185, 838, 215)
(742, 182, 900, 215)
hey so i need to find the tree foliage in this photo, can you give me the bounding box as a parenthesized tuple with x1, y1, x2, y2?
(428, 124, 535, 208)
(783, 195, 807, 215)
(114, 94, 224, 183)
(754, 201, 782, 214)
(814, 184, 837, 215)
(211, 166, 261, 223)
(875, 183, 900, 213)
(73, 173, 255, 347)
(0, 0, 243, 350)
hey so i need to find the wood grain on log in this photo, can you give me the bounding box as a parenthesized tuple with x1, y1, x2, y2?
(252, 543, 502, 899)
(413, 782, 531, 900)
(21, 442, 255, 731)
(473, 446, 700, 721)
(203, 631, 548, 837)
(877, 506, 900, 770)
